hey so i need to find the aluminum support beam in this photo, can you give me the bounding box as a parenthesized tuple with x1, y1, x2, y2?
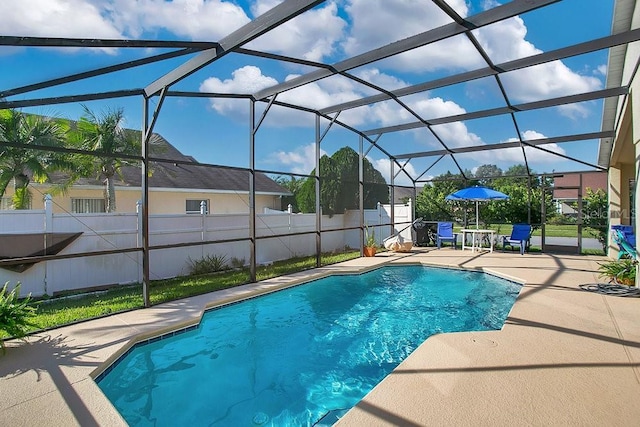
(141, 97, 151, 308)
(363, 87, 628, 136)
(254, 0, 559, 100)
(321, 29, 640, 115)
(249, 101, 257, 282)
(145, 0, 325, 97)
(315, 114, 322, 267)
(359, 136, 365, 255)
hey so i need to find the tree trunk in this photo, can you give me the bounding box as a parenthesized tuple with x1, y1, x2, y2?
(105, 175, 116, 213)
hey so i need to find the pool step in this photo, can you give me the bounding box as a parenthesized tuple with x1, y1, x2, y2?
(315, 408, 350, 426)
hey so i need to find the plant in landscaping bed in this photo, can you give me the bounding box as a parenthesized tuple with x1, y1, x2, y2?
(365, 226, 376, 248)
(230, 257, 245, 269)
(598, 259, 637, 286)
(187, 253, 229, 275)
(0, 282, 37, 354)
(363, 226, 377, 256)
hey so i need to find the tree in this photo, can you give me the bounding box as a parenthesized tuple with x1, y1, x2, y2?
(274, 175, 305, 211)
(416, 165, 555, 228)
(70, 106, 140, 213)
(488, 165, 551, 226)
(474, 164, 502, 185)
(296, 146, 388, 216)
(0, 109, 70, 209)
(581, 188, 608, 251)
(415, 172, 469, 223)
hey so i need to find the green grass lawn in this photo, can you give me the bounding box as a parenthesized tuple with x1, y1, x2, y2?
(2, 251, 360, 339)
(486, 223, 602, 238)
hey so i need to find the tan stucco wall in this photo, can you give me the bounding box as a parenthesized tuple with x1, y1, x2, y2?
(4, 185, 282, 214)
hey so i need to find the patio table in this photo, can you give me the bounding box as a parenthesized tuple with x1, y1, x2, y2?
(460, 229, 495, 253)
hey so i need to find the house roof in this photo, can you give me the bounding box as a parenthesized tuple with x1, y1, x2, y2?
(58, 134, 291, 196)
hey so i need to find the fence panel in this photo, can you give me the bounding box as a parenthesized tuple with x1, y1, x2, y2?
(0, 204, 411, 296)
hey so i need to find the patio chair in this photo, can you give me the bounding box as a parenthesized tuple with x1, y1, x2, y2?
(436, 222, 458, 249)
(613, 229, 637, 259)
(502, 224, 532, 255)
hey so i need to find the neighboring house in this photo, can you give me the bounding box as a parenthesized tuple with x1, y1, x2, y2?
(2, 134, 291, 214)
(553, 172, 607, 215)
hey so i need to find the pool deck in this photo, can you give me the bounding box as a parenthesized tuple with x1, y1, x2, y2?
(1, 249, 639, 426)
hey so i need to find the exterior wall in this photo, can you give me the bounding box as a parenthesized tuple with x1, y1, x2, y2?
(607, 2, 640, 271)
(4, 185, 281, 214)
(553, 172, 607, 200)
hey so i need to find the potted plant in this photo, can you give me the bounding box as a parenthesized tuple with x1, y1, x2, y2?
(364, 226, 377, 257)
(598, 259, 637, 286)
(0, 282, 37, 355)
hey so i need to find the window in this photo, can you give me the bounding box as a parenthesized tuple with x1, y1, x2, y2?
(72, 198, 105, 213)
(186, 199, 208, 214)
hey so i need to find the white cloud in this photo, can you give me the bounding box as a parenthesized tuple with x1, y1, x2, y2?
(267, 143, 328, 175)
(477, 130, 567, 164)
(199, 65, 279, 118)
(596, 64, 607, 76)
(247, 1, 347, 62)
(102, 0, 250, 40)
(343, 0, 481, 71)
(475, 17, 602, 116)
(0, 0, 250, 52)
(200, 65, 278, 94)
(370, 157, 418, 186)
(199, 65, 404, 127)
(0, 0, 122, 39)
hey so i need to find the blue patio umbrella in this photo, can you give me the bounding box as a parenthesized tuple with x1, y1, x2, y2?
(445, 186, 509, 229)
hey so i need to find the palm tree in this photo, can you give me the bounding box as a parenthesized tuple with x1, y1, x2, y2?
(0, 109, 70, 209)
(71, 106, 141, 213)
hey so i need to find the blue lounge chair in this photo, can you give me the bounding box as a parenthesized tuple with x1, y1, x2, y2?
(502, 224, 532, 255)
(614, 229, 637, 259)
(436, 222, 458, 249)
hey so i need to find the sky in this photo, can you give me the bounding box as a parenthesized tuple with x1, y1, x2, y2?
(0, 0, 616, 186)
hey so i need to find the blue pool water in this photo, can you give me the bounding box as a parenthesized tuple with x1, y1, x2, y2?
(97, 265, 520, 426)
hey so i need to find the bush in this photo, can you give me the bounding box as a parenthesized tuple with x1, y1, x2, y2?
(598, 259, 637, 286)
(0, 282, 37, 354)
(230, 257, 245, 269)
(187, 254, 229, 275)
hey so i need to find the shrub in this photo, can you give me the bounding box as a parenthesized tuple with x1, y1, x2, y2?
(365, 226, 376, 248)
(187, 254, 229, 275)
(230, 257, 245, 269)
(0, 282, 37, 354)
(598, 259, 637, 286)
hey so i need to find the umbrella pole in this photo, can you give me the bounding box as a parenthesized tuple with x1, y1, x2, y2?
(476, 201, 479, 229)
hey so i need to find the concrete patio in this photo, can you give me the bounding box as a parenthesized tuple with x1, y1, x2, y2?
(1, 248, 639, 426)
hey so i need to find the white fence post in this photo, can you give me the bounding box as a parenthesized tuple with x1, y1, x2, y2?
(136, 200, 143, 248)
(44, 194, 53, 232)
(200, 201, 207, 242)
(43, 194, 53, 296)
(136, 200, 143, 283)
(377, 201, 383, 245)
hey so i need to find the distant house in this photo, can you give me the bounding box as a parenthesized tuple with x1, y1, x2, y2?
(2, 134, 291, 215)
(553, 171, 607, 215)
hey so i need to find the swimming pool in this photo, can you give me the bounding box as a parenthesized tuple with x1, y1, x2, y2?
(97, 265, 521, 426)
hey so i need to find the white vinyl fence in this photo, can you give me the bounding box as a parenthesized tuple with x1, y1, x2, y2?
(0, 197, 412, 297)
